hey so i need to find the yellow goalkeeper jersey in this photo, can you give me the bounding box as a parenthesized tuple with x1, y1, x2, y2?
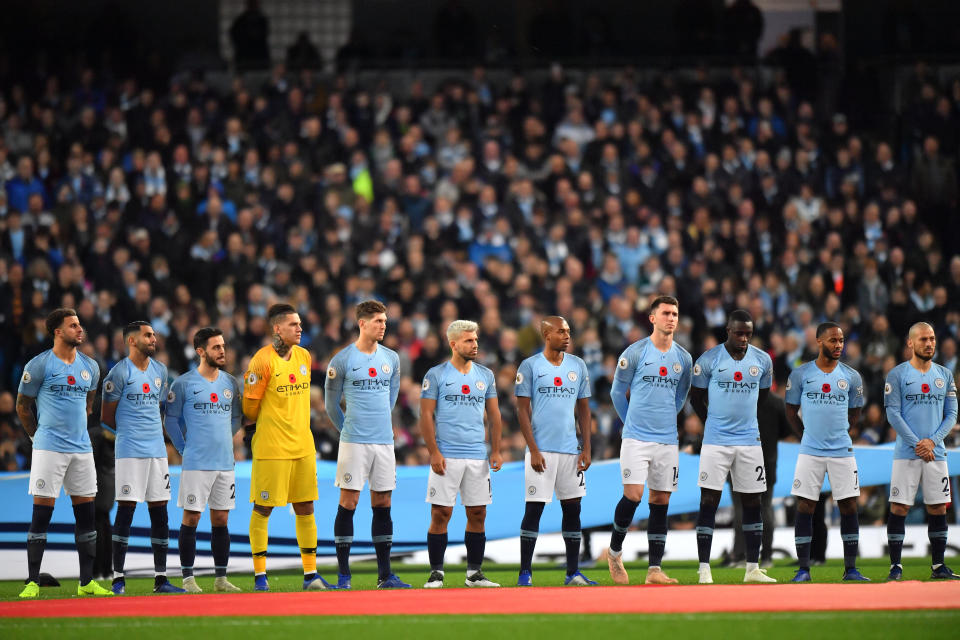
(244, 344, 314, 459)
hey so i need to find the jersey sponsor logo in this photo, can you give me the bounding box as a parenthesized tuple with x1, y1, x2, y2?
(476, 381, 486, 391)
(246, 372, 258, 385)
(382, 363, 391, 374)
(300, 365, 308, 376)
(22, 371, 32, 383)
(935, 378, 945, 388)
(67, 375, 77, 385)
(837, 379, 848, 391)
(749, 366, 760, 377)
(733, 371, 743, 382)
(618, 358, 629, 370)
(422, 378, 430, 391)
(884, 382, 892, 395)
(515, 372, 524, 384)
(567, 371, 578, 382)
(167, 391, 176, 403)
(673, 362, 682, 374)
(80, 369, 91, 381)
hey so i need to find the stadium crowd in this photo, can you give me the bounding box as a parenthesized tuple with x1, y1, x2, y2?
(1, 55, 959, 493)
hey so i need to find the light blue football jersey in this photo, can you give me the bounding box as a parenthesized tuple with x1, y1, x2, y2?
(884, 361, 958, 461)
(611, 338, 693, 444)
(165, 369, 242, 471)
(103, 357, 169, 458)
(324, 343, 401, 445)
(515, 352, 591, 454)
(19, 350, 100, 453)
(785, 361, 865, 458)
(692, 344, 773, 446)
(421, 361, 497, 460)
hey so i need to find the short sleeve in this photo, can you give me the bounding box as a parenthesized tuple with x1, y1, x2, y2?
(515, 360, 533, 397)
(577, 359, 591, 399)
(244, 351, 271, 400)
(18, 355, 45, 397)
(102, 362, 124, 402)
(849, 369, 865, 409)
(784, 366, 802, 405)
(692, 351, 711, 389)
(484, 370, 497, 399)
(759, 352, 773, 389)
(421, 368, 439, 400)
(165, 377, 186, 420)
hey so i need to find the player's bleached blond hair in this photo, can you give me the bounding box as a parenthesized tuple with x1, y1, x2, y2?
(446, 319, 479, 342)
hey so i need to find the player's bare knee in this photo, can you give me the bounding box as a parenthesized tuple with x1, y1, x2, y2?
(926, 504, 948, 516)
(253, 504, 273, 517)
(623, 484, 644, 502)
(836, 497, 857, 515)
(648, 490, 670, 505)
(370, 490, 392, 508)
(147, 500, 167, 508)
(796, 497, 817, 514)
(182, 511, 202, 527)
(465, 505, 486, 527)
(430, 505, 452, 528)
(292, 501, 314, 515)
(33, 497, 56, 507)
(210, 510, 229, 527)
(890, 503, 910, 516)
(339, 489, 360, 509)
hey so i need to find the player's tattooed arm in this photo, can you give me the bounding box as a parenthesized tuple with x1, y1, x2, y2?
(846, 407, 862, 434)
(16, 393, 37, 439)
(86, 390, 97, 417)
(101, 399, 119, 433)
(784, 403, 804, 439)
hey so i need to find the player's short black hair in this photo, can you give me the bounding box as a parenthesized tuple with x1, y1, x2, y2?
(356, 299, 387, 321)
(816, 321, 842, 338)
(193, 326, 223, 350)
(649, 295, 679, 313)
(728, 309, 753, 326)
(45, 308, 77, 336)
(268, 303, 297, 326)
(123, 321, 150, 340)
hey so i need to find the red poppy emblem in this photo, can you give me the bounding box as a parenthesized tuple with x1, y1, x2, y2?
(554, 376, 563, 386)
(462, 384, 471, 394)
(289, 374, 296, 383)
(210, 393, 219, 403)
(922, 383, 930, 394)
(659, 366, 668, 377)
(733, 371, 743, 381)
(822, 383, 831, 393)
(368, 368, 377, 377)
(67, 375, 76, 385)
(142, 383, 151, 393)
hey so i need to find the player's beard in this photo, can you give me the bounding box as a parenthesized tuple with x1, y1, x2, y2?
(821, 348, 840, 361)
(205, 356, 225, 370)
(138, 341, 157, 357)
(63, 335, 84, 348)
(915, 350, 934, 362)
(456, 347, 477, 361)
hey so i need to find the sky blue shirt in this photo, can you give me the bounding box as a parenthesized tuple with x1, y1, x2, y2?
(165, 369, 242, 471)
(884, 361, 958, 461)
(785, 361, 865, 458)
(611, 338, 693, 444)
(103, 357, 169, 458)
(515, 352, 591, 455)
(421, 361, 497, 460)
(19, 350, 100, 453)
(692, 344, 773, 446)
(324, 343, 401, 444)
